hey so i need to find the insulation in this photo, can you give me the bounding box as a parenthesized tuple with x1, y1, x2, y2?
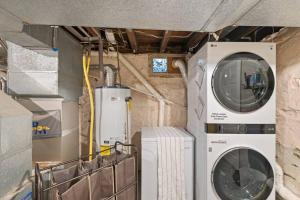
(266, 28, 300, 197)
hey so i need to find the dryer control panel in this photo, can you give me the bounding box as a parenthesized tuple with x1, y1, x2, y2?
(205, 123, 275, 134)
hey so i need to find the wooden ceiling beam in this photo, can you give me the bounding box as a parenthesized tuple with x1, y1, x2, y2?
(90, 27, 101, 37)
(253, 27, 282, 41)
(64, 26, 84, 41)
(78, 26, 91, 37)
(185, 32, 206, 52)
(218, 26, 238, 41)
(126, 29, 138, 53)
(85, 27, 101, 37)
(160, 30, 171, 53)
(226, 26, 258, 41)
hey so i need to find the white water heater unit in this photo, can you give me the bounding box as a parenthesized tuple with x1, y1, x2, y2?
(95, 87, 131, 152)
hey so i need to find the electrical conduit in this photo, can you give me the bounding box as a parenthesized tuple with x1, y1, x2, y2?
(83, 53, 94, 161)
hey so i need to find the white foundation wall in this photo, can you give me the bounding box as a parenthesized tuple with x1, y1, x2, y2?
(80, 53, 187, 156)
(265, 28, 300, 197)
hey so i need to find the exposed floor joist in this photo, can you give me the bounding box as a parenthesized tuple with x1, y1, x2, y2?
(62, 26, 283, 54)
(217, 26, 237, 41)
(160, 31, 171, 53)
(64, 26, 84, 41)
(185, 32, 207, 52)
(78, 26, 91, 37)
(225, 26, 258, 41)
(126, 29, 138, 53)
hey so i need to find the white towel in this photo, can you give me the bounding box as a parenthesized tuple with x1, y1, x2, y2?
(157, 127, 186, 200)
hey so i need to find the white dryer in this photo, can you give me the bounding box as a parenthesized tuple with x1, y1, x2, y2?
(141, 127, 194, 200)
(197, 133, 276, 200)
(188, 42, 276, 127)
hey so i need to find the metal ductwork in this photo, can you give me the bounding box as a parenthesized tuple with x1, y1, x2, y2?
(3, 25, 83, 101)
(1, 24, 83, 166)
(104, 64, 117, 87)
(1, 24, 59, 57)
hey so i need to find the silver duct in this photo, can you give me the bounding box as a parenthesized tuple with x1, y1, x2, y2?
(103, 64, 117, 87)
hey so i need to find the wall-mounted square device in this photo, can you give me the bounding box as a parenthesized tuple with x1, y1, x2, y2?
(152, 58, 168, 73)
(149, 54, 186, 77)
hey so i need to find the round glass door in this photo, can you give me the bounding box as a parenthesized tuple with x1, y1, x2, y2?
(212, 148, 274, 200)
(212, 52, 275, 113)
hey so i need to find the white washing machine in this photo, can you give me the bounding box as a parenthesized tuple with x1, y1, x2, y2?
(187, 42, 276, 200)
(197, 133, 276, 200)
(188, 42, 276, 127)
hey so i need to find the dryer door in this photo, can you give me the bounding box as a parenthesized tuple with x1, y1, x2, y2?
(212, 52, 275, 113)
(212, 148, 274, 200)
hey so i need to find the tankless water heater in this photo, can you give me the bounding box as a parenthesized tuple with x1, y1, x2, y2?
(95, 87, 131, 152)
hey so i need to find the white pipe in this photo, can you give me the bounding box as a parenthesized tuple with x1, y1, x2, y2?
(276, 162, 300, 200)
(173, 59, 188, 87)
(159, 100, 165, 127)
(129, 86, 179, 105)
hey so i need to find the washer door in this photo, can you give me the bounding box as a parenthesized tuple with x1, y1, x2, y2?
(212, 52, 275, 113)
(212, 148, 274, 200)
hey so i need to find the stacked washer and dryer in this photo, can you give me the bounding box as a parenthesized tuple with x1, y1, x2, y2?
(187, 42, 276, 200)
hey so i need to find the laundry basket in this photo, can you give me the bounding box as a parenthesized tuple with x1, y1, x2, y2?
(34, 142, 138, 200)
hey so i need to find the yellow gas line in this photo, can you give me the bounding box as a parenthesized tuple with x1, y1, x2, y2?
(83, 53, 94, 161)
(87, 53, 91, 74)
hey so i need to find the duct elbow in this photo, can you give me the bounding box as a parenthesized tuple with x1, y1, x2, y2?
(104, 64, 118, 87)
(173, 59, 188, 87)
